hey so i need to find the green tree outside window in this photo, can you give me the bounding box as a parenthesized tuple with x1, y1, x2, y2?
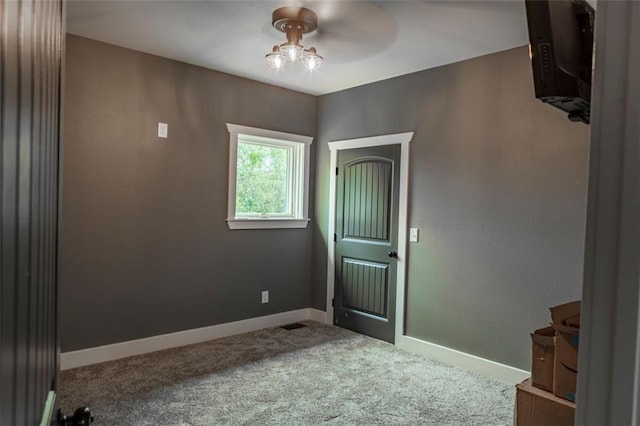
(236, 142, 291, 215)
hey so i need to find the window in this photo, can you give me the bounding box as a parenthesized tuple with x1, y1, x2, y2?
(226, 123, 312, 229)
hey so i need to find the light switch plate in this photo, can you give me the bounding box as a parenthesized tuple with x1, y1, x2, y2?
(158, 122, 168, 138)
(409, 228, 419, 243)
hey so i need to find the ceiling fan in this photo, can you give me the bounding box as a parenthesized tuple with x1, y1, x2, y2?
(263, 1, 397, 71)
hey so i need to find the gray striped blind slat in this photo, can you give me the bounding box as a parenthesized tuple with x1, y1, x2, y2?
(1, 0, 63, 424)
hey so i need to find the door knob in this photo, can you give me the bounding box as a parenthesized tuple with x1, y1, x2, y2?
(388, 250, 398, 258)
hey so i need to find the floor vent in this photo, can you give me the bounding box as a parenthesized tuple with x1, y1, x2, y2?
(280, 323, 307, 331)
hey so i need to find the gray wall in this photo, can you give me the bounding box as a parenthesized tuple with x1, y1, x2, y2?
(313, 46, 589, 369)
(63, 36, 589, 370)
(61, 35, 317, 352)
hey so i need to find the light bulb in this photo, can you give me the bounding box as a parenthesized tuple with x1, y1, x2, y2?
(280, 43, 303, 62)
(302, 47, 323, 71)
(265, 46, 285, 70)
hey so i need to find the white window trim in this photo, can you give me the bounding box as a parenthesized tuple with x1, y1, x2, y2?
(226, 123, 313, 230)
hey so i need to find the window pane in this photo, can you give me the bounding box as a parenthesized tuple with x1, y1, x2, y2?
(236, 142, 290, 215)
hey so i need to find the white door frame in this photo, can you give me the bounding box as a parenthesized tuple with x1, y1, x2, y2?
(576, 1, 640, 423)
(325, 132, 414, 343)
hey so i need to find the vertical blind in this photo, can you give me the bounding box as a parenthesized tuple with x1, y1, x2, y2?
(1, 0, 64, 424)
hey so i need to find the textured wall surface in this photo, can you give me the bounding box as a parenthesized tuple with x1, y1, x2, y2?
(61, 35, 317, 352)
(313, 46, 589, 369)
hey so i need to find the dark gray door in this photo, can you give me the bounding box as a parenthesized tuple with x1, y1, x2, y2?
(334, 144, 400, 343)
(1, 0, 64, 424)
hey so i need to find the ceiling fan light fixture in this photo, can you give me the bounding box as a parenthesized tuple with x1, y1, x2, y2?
(265, 6, 323, 71)
(302, 47, 323, 71)
(265, 45, 285, 70)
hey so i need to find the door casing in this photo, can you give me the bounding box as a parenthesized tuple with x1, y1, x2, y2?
(325, 132, 413, 343)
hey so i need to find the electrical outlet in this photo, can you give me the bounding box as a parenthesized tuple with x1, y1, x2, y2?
(261, 290, 269, 304)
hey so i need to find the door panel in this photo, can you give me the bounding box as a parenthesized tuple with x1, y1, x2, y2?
(334, 145, 400, 343)
(343, 160, 392, 241)
(341, 258, 388, 317)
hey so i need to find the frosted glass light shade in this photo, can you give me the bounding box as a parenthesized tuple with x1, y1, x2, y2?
(280, 43, 303, 62)
(265, 46, 285, 70)
(302, 47, 323, 71)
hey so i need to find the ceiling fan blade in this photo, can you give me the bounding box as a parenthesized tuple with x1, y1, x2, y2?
(304, 1, 397, 62)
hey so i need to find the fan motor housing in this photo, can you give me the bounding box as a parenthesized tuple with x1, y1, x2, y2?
(272, 7, 318, 34)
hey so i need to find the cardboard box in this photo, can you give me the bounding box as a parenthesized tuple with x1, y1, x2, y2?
(516, 378, 575, 426)
(553, 324, 579, 402)
(549, 300, 580, 402)
(564, 315, 581, 328)
(550, 301, 581, 326)
(531, 326, 555, 392)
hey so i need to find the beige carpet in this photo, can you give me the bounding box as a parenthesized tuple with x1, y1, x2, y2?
(60, 321, 515, 425)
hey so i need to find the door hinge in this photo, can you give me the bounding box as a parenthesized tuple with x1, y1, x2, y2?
(332, 298, 335, 307)
(333, 233, 337, 242)
(335, 167, 339, 175)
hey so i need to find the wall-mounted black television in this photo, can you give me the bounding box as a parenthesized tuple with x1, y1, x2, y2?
(524, 0, 595, 124)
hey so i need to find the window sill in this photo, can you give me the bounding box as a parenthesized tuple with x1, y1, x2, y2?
(226, 218, 310, 230)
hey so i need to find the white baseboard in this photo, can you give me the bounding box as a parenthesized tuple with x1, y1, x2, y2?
(309, 308, 328, 324)
(396, 335, 530, 385)
(61, 308, 322, 370)
(61, 308, 528, 386)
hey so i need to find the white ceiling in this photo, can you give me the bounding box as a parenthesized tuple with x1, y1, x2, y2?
(66, 0, 530, 96)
